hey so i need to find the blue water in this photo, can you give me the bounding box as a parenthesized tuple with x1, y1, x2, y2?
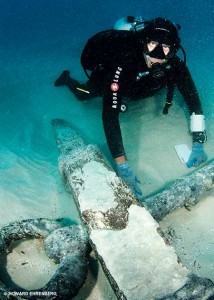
(0, 0, 214, 225)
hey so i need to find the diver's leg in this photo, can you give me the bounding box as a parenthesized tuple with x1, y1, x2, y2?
(54, 70, 71, 87)
(54, 70, 96, 101)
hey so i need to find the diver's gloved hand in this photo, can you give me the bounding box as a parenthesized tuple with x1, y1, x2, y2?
(186, 142, 208, 168)
(116, 161, 143, 200)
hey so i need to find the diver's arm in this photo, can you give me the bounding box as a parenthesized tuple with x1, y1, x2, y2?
(174, 58, 207, 139)
(173, 57, 208, 167)
(101, 65, 143, 199)
(102, 90, 126, 161)
(102, 65, 127, 162)
(173, 57, 203, 114)
(102, 82, 142, 199)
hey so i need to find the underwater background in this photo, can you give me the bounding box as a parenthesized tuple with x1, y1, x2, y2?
(0, 0, 214, 226)
(0, 0, 214, 297)
(0, 0, 214, 230)
(0, 0, 214, 225)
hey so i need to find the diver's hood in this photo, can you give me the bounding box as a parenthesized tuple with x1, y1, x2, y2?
(142, 17, 181, 58)
(143, 17, 181, 46)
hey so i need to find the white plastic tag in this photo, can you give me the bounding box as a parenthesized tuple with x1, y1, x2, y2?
(174, 144, 191, 164)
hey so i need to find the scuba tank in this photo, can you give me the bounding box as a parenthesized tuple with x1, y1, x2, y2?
(114, 16, 145, 31)
(81, 29, 139, 78)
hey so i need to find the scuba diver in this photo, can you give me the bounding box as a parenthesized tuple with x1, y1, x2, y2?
(54, 17, 207, 200)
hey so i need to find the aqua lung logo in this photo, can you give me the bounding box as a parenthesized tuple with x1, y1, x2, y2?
(111, 66, 122, 109)
(112, 92, 118, 109)
(112, 67, 122, 83)
(111, 83, 119, 92)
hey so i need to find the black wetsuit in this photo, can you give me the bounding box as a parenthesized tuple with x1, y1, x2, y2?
(66, 30, 203, 158)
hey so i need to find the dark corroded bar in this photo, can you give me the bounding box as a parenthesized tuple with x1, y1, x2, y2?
(143, 161, 214, 221)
